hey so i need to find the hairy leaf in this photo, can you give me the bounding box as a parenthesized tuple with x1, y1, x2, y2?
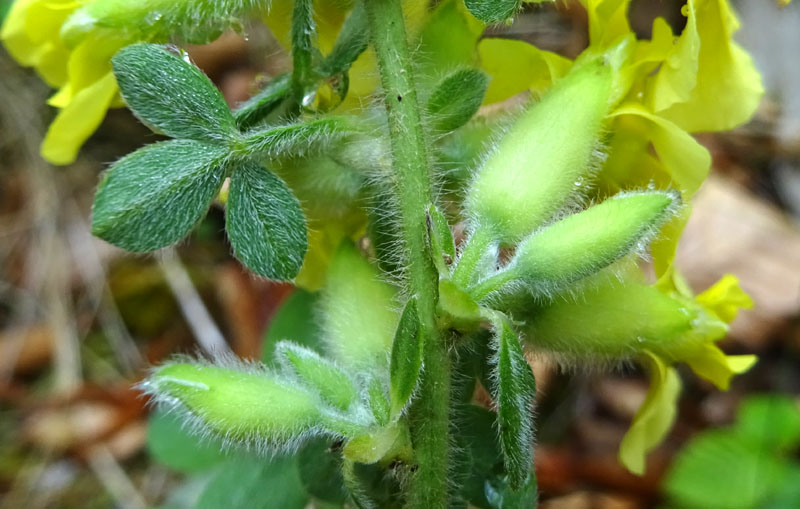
(226, 161, 307, 280)
(112, 43, 236, 142)
(297, 439, 348, 504)
(464, 0, 521, 24)
(92, 139, 226, 252)
(426, 68, 488, 132)
(389, 297, 422, 417)
(492, 316, 536, 489)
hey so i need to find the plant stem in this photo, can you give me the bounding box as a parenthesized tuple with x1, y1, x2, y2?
(290, 0, 315, 106)
(363, 0, 451, 506)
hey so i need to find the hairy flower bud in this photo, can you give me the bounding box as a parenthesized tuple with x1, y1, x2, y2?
(465, 59, 613, 243)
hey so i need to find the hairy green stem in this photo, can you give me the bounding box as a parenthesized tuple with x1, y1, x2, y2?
(290, 0, 315, 106)
(363, 0, 451, 506)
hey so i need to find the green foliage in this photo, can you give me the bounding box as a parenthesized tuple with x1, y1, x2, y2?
(492, 316, 536, 490)
(226, 161, 307, 280)
(320, 2, 369, 77)
(426, 69, 489, 133)
(197, 455, 308, 509)
(262, 289, 323, 364)
(234, 73, 292, 129)
(147, 411, 228, 473)
(426, 204, 457, 275)
(91, 140, 227, 252)
(112, 43, 237, 143)
(389, 297, 422, 417)
(664, 395, 800, 509)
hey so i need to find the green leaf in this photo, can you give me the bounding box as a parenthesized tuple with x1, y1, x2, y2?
(276, 341, 359, 412)
(146, 410, 227, 473)
(464, 0, 521, 24)
(664, 429, 791, 509)
(240, 116, 354, 159)
(234, 73, 292, 130)
(453, 405, 503, 507)
(112, 43, 236, 143)
(92, 139, 226, 252)
(343, 424, 412, 465)
(198, 455, 309, 509)
(389, 297, 422, 417)
(735, 395, 800, 452)
(321, 2, 369, 76)
(492, 316, 536, 489)
(297, 439, 347, 504)
(262, 289, 322, 364)
(426, 69, 488, 133)
(226, 161, 307, 280)
(426, 204, 457, 274)
(485, 472, 538, 509)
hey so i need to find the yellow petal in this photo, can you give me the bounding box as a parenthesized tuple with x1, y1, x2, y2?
(684, 343, 756, 390)
(619, 352, 681, 475)
(695, 274, 754, 323)
(646, 0, 700, 112)
(478, 38, 572, 104)
(611, 104, 711, 197)
(41, 71, 118, 165)
(1, 0, 41, 66)
(580, 0, 633, 49)
(66, 33, 129, 94)
(658, 0, 764, 132)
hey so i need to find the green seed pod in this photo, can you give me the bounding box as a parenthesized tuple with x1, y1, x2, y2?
(474, 191, 679, 300)
(522, 280, 721, 363)
(321, 242, 399, 372)
(143, 361, 354, 451)
(464, 59, 613, 244)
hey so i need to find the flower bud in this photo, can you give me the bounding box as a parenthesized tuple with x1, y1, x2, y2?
(144, 362, 329, 449)
(465, 59, 613, 243)
(476, 191, 679, 299)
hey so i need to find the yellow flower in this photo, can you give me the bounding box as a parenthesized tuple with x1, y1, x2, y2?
(618, 275, 756, 475)
(1, 0, 133, 165)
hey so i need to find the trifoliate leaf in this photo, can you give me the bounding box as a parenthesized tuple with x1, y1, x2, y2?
(735, 395, 800, 452)
(198, 455, 309, 509)
(389, 297, 422, 417)
(426, 69, 488, 133)
(112, 43, 236, 143)
(226, 161, 307, 280)
(276, 341, 359, 412)
(492, 316, 536, 489)
(92, 139, 227, 252)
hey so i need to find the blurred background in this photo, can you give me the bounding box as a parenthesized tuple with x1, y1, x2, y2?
(1, 0, 799, 507)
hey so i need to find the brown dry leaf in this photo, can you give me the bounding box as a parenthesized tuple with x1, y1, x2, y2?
(676, 174, 800, 348)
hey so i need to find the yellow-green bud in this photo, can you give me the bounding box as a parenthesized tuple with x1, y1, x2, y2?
(465, 60, 613, 243)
